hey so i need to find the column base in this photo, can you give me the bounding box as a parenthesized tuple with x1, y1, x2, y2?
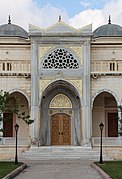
(81, 138, 92, 147)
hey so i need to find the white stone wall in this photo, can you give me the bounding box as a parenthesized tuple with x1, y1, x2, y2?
(91, 38, 122, 138)
(91, 47, 122, 61)
(0, 77, 31, 97)
(0, 77, 31, 139)
(91, 76, 122, 102)
(0, 37, 31, 140)
(0, 47, 30, 61)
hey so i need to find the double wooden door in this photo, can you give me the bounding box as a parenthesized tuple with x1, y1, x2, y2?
(51, 114, 71, 145)
(108, 113, 118, 137)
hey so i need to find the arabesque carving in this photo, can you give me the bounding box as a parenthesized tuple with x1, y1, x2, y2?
(39, 79, 52, 95)
(39, 46, 55, 62)
(69, 79, 82, 96)
(69, 46, 82, 64)
(50, 93, 72, 108)
(39, 46, 82, 65)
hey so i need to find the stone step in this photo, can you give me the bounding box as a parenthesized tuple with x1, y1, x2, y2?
(19, 146, 112, 161)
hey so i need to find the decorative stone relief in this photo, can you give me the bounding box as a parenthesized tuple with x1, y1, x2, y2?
(69, 46, 82, 64)
(39, 46, 55, 62)
(39, 46, 82, 66)
(69, 80, 82, 96)
(40, 79, 82, 97)
(39, 79, 52, 95)
(49, 93, 72, 108)
(49, 109, 72, 116)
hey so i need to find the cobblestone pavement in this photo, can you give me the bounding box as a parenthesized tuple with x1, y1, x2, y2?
(15, 159, 102, 179)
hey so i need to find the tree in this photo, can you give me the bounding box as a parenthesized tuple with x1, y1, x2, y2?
(0, 90, 34, 134)
(117, 105, 122, 136)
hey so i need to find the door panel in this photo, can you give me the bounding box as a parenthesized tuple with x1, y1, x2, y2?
(62, 115, 71, 145)
(3, 113, 13, 137)
(51, 115, 60, 145)
(51, 114, 71, 145)
(108, 113, 118, 137)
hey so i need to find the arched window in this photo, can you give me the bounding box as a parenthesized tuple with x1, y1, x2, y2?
(42, 48, 79, 69)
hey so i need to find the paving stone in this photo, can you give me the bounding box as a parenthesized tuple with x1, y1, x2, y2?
(14, 160, 102, 179)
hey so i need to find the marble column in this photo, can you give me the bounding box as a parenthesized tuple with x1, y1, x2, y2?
(82, 40, 91, 146)
(31, 41, 39, 140)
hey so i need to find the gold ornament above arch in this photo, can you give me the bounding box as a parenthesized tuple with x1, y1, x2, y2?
(49, 93, 72, 108)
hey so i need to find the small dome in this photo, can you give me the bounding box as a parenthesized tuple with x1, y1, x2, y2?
(0, 16, 28, 38)
(93, 16, 122, 38)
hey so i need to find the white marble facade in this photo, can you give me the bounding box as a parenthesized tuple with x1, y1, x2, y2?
(0, 18, 122, 147)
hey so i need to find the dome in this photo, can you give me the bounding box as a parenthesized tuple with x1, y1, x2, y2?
(93, 16, 122, 38)
(0, 16, 28, 39)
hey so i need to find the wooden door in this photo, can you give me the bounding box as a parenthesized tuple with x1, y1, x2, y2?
(108, 113, 118, 137)
(51, 114, 71, 145)
(3, 113, 13, 137)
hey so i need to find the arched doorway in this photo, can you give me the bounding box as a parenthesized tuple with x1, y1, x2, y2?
(50, 93, 72, 145)
(92, 91, 118, 137)
(3, 91, 30, 138)
(40, 80, 81, 146)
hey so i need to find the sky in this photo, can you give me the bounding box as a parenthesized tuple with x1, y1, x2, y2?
(0, 0, 122, 31)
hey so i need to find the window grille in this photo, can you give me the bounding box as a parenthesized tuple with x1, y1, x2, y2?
(42, 48, 79, 69)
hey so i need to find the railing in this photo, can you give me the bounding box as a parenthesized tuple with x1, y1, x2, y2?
(91, 61, 122, 73)
(92, 137, 122, 147)
(0, 61, 31, 73)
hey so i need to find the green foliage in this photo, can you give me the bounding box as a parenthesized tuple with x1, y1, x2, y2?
(117, 105, 122, 136)
(0, 161, 22, 178)
(0, 90, 34, 127)
(97, 161, 122, 179)
(17, 112, 34, 125)
(0, 90, 19, 115)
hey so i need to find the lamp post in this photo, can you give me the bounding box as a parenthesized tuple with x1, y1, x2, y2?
(15, 124, 19, 165)
(99, 122, 104, 164)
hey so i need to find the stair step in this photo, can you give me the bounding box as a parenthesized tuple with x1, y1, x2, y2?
(19, 146, 112, 161)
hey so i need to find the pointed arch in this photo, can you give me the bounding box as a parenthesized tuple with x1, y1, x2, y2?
(39, 79, 82, 107)
(40, 79, 81, 146)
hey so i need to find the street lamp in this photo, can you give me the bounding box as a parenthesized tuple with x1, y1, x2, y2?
(99, 122, 104, 164)
(15, 124, 19, 165)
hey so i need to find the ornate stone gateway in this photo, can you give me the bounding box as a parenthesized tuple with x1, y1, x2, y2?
(51, 114, 71, 145)
(40, 81, 81, 146)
